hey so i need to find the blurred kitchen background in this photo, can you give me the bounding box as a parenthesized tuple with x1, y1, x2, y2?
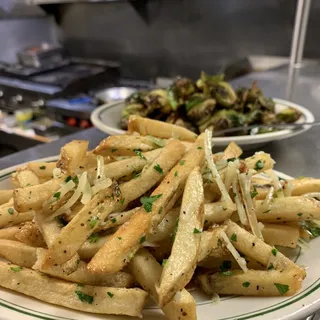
(0, 0, 318, 156)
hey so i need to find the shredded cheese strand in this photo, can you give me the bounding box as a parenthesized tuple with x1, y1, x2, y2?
(220, 231, 248, 272)
(232, 179, 248, 226)
(266, 169, 284, 198)
(225, 159, 239, 191)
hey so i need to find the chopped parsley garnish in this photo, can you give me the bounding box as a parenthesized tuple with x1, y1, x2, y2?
(111, 217, 117, 223)
(170, 218, 179, 242)
(111, 148, 118, 153)
(297, 213, 303, 217)
(230, 233, 237, 242)
(197, 146, 203, 150)
(65, 176, 72, 183)
(73, 176, 79, 185)
(120, 198, 125, 205)
(107, 291, 114, 298)
(10, 266, 22, 272)
(162, 259, 167, 266)
(8, 208, 14, 215)
(271, 248, 278, 256)
(254, 160, 264, 171)
(227, 158, 236, 162)
(267, 263, 274, 270)
(134, 149, 146, 160)
(220, 271, 233, 276)
(133, 172, 141, 179)
(117, 237, 122, 240)
(250, 186, 258, 199)
(140, 236, 146, 244)
(274, 283, 289, 295)
(158, 206, 163, 215)
(263, 209, 271, 214)
(179, 160, 185, 166)
(89, 216, 99, 229)
(140, 194, 162, 212)
(147, 135, 165, 147)
(300, 221, 320, 238)
(193, 228, 201, 234)
(154, 164, 163, 174)
(75, 290, 94, 304)
(217, 238, 222, 246)
(219, 260, 232, 272)
(88, 233, 100, 243)
(242, 282, 251, 288)
(174, 171, 178, 177)
(39, 165, 46, 170)
(53, 192, 61, 199)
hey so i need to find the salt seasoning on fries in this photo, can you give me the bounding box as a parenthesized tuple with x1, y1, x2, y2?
(0, 116, 318, 319)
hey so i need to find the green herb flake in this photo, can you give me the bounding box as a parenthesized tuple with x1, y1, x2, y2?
(227, 158, 236, 162)
(120, 198, 125, 205)
(174, 171, 178, 177)
(107, 291, 114, 298)
(254, 160, 264, 171)
(10, 266, 22, 272)
(271, 248, 278, 257)
(154, 164, 163, 174)
(133, 172, 141, 179)
(8, 208, 14, 215)
(88, 233, 100, 244)
(170, 218, 179, 242)
(75, 290, 94, 304)
(217, 238, 222, 247)
(65, 176, 72, 183)
(162, 259, 167, 266)
(263, 209, 271, 214)
(111, 148, 118, 153)
(147, 135, 165, 147)
(193, 228, 201, 234)
(140, 194, 162, 213)
(242, 282, 251, 288)
(53, 192, 61, 199)
(134, 149, 146, 160)
(89, 216, 99, 229)
(111, 217, 117, 224)
(274, 283, 289, 295)
(117, 237, 122, 240)
(250, 186, 258, 199)
(140, 236, 146, 244)
(220, 271, 233, 276)
(297, 213, 303, 217)
(158, 206, 163, 215)
(73, 176, 79, 185)
(179, 160, 185, 166)
(301, 221, 320, 238)
(230, 233, 237, 242)
(39, 165, 46, 170)
(219, 260, 232, 272)
(197, 146, 203, 150)
(267, 263, 274, 270)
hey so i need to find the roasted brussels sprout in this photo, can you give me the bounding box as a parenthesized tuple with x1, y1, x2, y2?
(186, 97, 216, 124)
(121, 103, 149, 129)
(212, 82, 237, 107)
(262, 111, 277, 125)
(144, 89, 171, 114)
(276, 107, 302, 123)
(246, 109, 263, 124)
(125, 91, 147, 105)
(168, 77, 196, 110)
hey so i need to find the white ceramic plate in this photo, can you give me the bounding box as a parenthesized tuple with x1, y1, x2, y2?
(0, 160, 319, 320)
(91, 98, 315, 147)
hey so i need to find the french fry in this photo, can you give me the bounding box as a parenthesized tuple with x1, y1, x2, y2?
(44, 140, 185, 267)
(26, 161, 56, 180)
(78, 234, 110, 261)
(224, 220, 305, 277)
(99, 207, 140, 230)
(0, 225, 20, 240)
(88, 135, 204, 274)
(256, 196, 320, 222)
(222, 142, 243, 160)
(0, 190, 12, 205)
(0, 201, 33, 228)
(128, 115, 198, 142)
(57, 140, 88, 174)
(204, 201, 235, 225)
(11, 170, 40, 188)
(289, 178, 320, 196)
(14, 176, 65, 212)
(0, 240, 37, 267)
(147, 239, 172, 261)
(15, 221, 46, 248)
(129, 248, 196, 320)
(244, 152, 275, 172)
(94, 135, 160, 156)
(87, 149, 162, 183)
(157, 167, 204, 306)
(0, 261, 147, 317)
(198, 269, 303, 296)
(262, 223, 299, 248)
(33, 248, 134, 287)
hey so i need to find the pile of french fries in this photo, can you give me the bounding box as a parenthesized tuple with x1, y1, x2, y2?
(0, 115, 320, 319)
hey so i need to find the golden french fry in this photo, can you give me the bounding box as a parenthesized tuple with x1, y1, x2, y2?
(0, 261, 147, 317)
(0, 225, 20, 240)
(44, 140, 185, 267)
(157, 167, 204, 306)
(0, 201, 33, 228)
(0, 190, 13, 205)
(224, 220, 305, 277)
(0, 240, 37, 267)
(262, 223, 299, 248)
(27, 162, 56, 180)
(204, 201, 234, 225)
(57, 140, 88, 173)
(11, 170, 40, 188)
(128, 115, 198, 142)
(88, 135, 204, 274)
(78, 234, 110, 261)
(256, 196, 320, 222)
(198, 269, 303, 296)
(289, 178, 320, 196)
(244, 152, 275, 172)
(33, 248, 134, 287)
(222, 142, 243, 160)
(129, 248, 196, 320)
(94, 135, 160, 156)
(15, 221, 46, 248)
(13, 176, 65, 212)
